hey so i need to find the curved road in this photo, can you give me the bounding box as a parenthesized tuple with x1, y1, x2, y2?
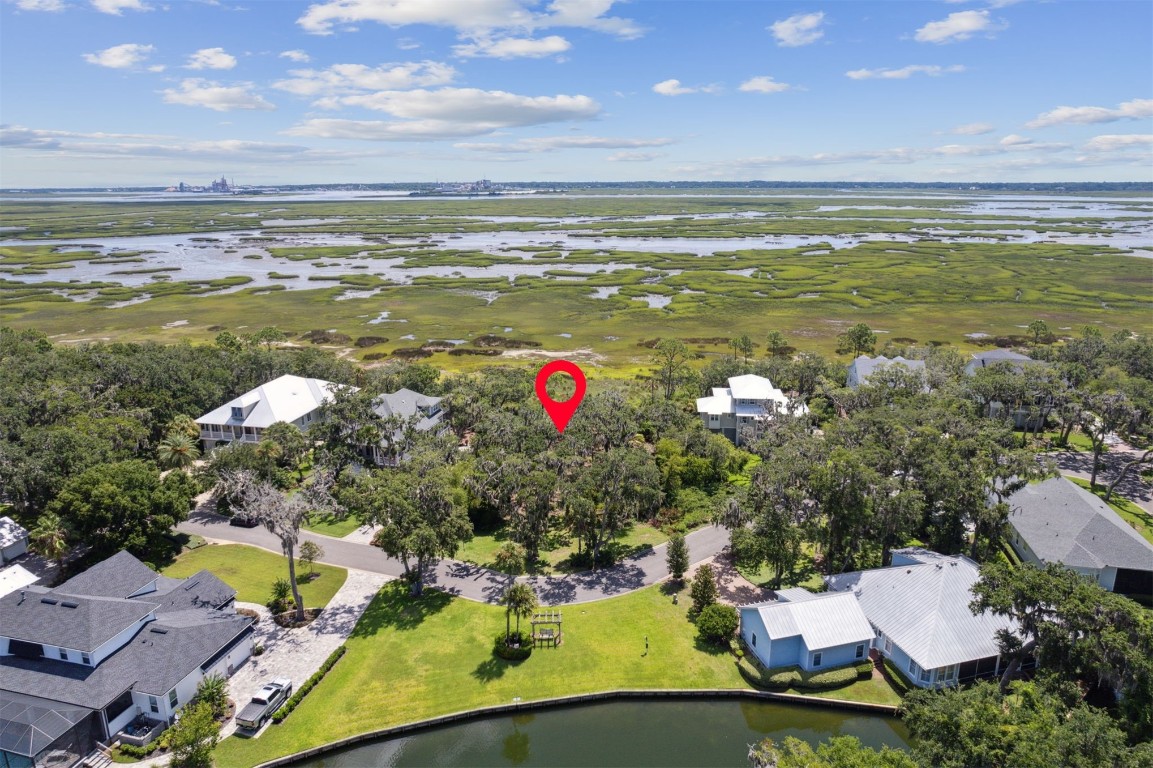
(177, 506, 730, 607)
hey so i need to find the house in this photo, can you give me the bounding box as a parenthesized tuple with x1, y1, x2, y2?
(964, 350, 1048, 427)
(696, 374, 807, 446)
(196, 374, 343, 451)
(825, 549, 1018, 688)
(1005, 477, 1153, 597)
(963, 349, 1035, 376)
(367, 389, 448, 467)
(845, 355, 926, 390)
(0, 551, 253, 767)
(739, 589, 874, 673)
(0, 517, 29, 565)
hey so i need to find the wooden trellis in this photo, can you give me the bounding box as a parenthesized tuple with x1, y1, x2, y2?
(530, 610, 563, 648)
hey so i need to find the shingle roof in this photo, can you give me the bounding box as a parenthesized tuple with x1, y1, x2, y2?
(55, 550, 158, 599)
(744, 591, 874, 651)
(143, 570, 236, 612)
(1006, 477, 1153, 571)
(847, 355, 926, 388)
(964, 349, 1037, 375)
(196, 374, 343, 430)
(826, 553, 1016, 670)
(373, 389, 445, 433)
(0, 590, 158, 652)
(0, 690, 92, 758)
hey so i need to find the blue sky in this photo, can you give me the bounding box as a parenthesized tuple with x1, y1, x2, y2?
(1, 0, 1150, 186)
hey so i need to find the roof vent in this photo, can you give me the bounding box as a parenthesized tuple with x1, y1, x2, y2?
(183, 579, 201, 591)
(40, 597, 58, 605)
(60, 601, 78, 609)
(149, 627, 169, 635)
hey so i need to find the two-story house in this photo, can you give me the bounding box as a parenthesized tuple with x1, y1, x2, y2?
(696, 374, 806, 446)
(0, 551, 253, 767)
(366, 389, 448, 467)
(195, 374, 342, 451)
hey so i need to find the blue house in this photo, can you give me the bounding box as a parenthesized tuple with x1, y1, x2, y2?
(739, 589, 874, 672)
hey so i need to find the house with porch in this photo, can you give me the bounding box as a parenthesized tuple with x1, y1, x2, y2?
(696, 374, 807, 447)
(1005, 477, 1153, 597)
(367, 389, 448, 467)
(0, 551, 253, 767)
(739, 589, 875, 673)
(196, 374, 345, 451)
(825, 549, 1018, 688)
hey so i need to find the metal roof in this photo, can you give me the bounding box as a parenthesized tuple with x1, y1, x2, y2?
(1006, 477, 1153, 571)
(826, 553, 1016, 671)
(846, 355, 925, 388)
(744, 591, 874, 650)
(196, 374, 343, 430)
(0, 517, 28, 550)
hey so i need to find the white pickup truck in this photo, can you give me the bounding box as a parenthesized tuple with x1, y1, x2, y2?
(235, 678, 292, 731)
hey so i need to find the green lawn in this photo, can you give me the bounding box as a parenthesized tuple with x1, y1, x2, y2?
(793, 676, 903, 707)
(214, 580, 748, 767)
(455, 521, 669, 574)
(1066, 476, 1153, 545)
(301, 513, 362, 538)
(1035, 429, 1096, 452)
(160, 543, 348, 607)
(738, 547, 825, 592)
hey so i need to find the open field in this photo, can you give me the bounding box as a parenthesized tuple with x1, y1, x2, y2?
(160, 543, 348, 607)
(211, 579, 894, 767)
(2, 194, 1149, 371)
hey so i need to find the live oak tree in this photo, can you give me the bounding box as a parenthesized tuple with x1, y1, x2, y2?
(565, 445, 662, 568)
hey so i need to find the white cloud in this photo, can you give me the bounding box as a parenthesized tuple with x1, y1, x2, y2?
(1026, 98, 1153, 129)
(607, 151, 661, 162)
(82, 43, 155, 69)
(454, 136, 674, 153)
(846, 64, 964, 80)
(770, 12, 825, 47)
(161, 79, 276, 111)
(453, 35, 571, 59)
(297, 0, 642, 38)
(950, 122, 995, 135)
(738, 76, 792, 93)
(185, 47, 237, 70)
(287, 87, 599, 140)
(1083, 134, 1153, 152)
(914, 10, 1003, 43)
(652, 79, 719, 96)
(14, 0, 66, 10)
(279, 49, 311, 63)
(91, 0, 149, 13)
(999, 134, 1032, 146)
(273, 61, 457, 98)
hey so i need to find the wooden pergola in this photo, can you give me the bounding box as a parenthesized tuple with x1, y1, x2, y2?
(530, 610, 563, 648)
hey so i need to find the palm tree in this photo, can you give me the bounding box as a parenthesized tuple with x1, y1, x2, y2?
(29, 512, 69, 570)
(158, 431, 201, 470)
(167, 414, 202, 442)
(502, 583, 538, 643)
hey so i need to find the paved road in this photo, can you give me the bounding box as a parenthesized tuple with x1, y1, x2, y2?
(178, 503, 730, 607)
(1046, 445, 1153, 515)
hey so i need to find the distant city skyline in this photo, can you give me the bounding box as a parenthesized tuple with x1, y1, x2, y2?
(1, 0, 1150, 187)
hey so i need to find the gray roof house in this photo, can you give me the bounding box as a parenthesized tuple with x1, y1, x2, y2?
(368, 389, 447, 467)
(845, 355, 926, 390)
(0, 517, 29, 565)
(0, 551, 253, 767)
(196, 374, 345, 451)
(739, 590, 875, 673)
(825, 549, 1018, 688)
(1005, 477, 1153, 597)
(963, 349, 1036, 376)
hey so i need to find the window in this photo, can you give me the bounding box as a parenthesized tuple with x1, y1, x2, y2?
(920, 667, 931, 684)
(812, 652, 822, 668)
(58, 648, 68, 660)
(81, 652, 91, 665)
(884, 638, 893, 654)
(149, 696, 159, 714)
(751, 634, 757, 647)
(169, 689, 178, 708)
(855, 644, 865, 659)
(231, 406, 243, 420)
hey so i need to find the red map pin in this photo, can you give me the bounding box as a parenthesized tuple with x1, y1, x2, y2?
(535, 359, 587, 434)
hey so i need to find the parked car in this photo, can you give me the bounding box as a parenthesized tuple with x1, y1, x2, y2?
(229, 514, 260, 527)
(235, 678, 292, 730)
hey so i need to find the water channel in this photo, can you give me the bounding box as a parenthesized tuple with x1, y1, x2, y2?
(293, 698, 911, 768)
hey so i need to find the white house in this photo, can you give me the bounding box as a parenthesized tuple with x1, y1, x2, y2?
(696, 374, 807, 446)
(845, 355, 926, 390)
(825, 549, 1018, 688)
(739, 589, 874, 673)
(1005, 477, 1153, 597)
(0, 517, 29, 565)
(196, 374, 343, 451)
(0, 551, 253, 767)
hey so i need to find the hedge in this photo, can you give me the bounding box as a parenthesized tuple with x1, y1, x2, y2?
(795, 666, 859, 690)
(737, 660, 865, 693)
(493, 631, 533, 661)
(271, 645, 346, 724)
(856, 660, 874, 680)
(882, 657, 914, 696)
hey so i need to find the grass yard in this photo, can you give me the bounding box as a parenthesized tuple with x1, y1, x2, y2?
(301, 513, 363, 539)
(738, 546, 825, 592)
(160, 543, 348, 607)
(793, 676, 903, 707)
(455, 521, 669, 574)
(213, 580, 747, 767)
(1066, 476, 1153, 545)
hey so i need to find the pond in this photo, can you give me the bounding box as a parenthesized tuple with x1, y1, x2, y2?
(294, 698, 911, 768)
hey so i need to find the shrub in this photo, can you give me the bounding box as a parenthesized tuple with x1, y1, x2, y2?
(797, 666, 859, 691)
(493, 631, 533, 661)
(690, 563, 718, 615)
(253, 643, 265, 656)
(882, 657, 914, 696)
(766, 667, 803, 690)
(855, 661, 874, 681)
(271, 645, 346, 724)
(236, 607, 260, 623)
(118, 743, 159, 759)
(268, 577, 290, 612)
(696, 603, 739, 644)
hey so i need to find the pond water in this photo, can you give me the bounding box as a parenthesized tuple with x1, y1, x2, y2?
(293, 698, 911, 768)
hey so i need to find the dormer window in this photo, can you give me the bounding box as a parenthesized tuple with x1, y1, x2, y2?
(231, 406, 243, 420)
